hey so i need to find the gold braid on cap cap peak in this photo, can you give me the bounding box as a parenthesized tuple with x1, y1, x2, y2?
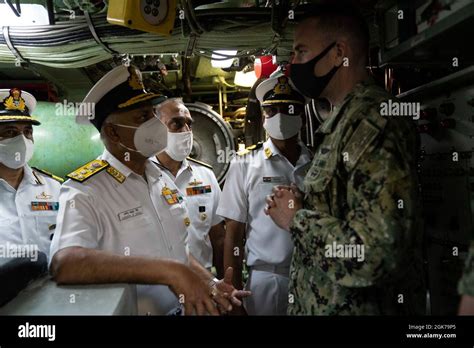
(118, 93, 162, 109)
(261, 99, 304, 105)
(0, 115, 38, 121)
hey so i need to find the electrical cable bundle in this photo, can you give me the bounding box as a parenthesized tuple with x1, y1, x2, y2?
(0, 10, 295, 68)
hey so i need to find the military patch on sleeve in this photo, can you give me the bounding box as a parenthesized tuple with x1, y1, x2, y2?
(342, 118, 385, 170)
(67, 160, 109, 183)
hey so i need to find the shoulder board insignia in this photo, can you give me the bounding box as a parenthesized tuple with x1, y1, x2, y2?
(264, 147, 272, 159)
(67, 160, 109, 183)
(187, 157, 213, 169)
(106, 166, 126, 184)
(238, 142, 263, 156)
(237, 149, 250, 156)
(32, 167, 64, 183)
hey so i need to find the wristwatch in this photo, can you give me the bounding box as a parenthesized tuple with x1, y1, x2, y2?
(208, 277, 219, 288)
(208, 277, 219, 298)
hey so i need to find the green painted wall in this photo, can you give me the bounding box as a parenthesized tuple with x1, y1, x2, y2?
(28, 102, 104, 179)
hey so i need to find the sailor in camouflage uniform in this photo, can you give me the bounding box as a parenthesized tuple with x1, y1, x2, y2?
(265, 4, 425, 315)
(458, 241, 474, 314)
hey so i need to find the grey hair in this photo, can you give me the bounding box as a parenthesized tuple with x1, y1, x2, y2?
(154, 97, 185, 116)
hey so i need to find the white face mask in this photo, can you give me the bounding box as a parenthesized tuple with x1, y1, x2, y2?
(263, 113, 303, 140)
(114, 116, 168, 157)
(165, 131, 193, 162)
(0, 134, 35, 169)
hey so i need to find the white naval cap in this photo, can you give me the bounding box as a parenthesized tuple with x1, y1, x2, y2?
(76, 65, 167, 130)
(255, 75, 305, 107)
(0, 88, 40, 125)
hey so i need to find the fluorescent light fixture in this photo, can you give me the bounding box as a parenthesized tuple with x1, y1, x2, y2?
(0, 4, 49, 26)
(234, 70, 257, 87)
(211, 50, 238, 68)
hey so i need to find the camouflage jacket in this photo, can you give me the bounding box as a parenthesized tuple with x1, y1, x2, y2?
(458, 241, 474, 297)
(288, 78, 425, 315)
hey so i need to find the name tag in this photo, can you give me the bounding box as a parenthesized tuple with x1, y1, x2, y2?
(31, 202, 59, 211)
(186, 185, 212, 196)
(118, 206, 143, 221)
(262, 176, 285, 183)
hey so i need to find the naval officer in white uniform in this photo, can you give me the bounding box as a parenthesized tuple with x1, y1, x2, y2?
(217, 76, 312, 315)
(0, 88, 63, 259)
(49, 65, 249, 315)
(151, 98, 225, 278)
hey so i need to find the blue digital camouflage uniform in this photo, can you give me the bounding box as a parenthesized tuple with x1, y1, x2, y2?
(288, 78, 425, 315)
(458, 241, 474, 297)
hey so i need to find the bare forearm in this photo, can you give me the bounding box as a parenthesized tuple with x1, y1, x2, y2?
(189, 253, 214, 283)
(223, 219, 245, 289)
(50, 246, 183, 286)
(210, 222, 225, 278)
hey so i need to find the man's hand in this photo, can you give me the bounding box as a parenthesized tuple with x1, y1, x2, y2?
(168, 263, 220, 316)
(215, 267, 251, 308)
(264, 183, 303, 231)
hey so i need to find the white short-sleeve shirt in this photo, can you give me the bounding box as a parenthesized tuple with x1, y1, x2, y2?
(50, 150, 191, 315)
(0, 165, 61, 258)
(217, 139, 312, 267)
(152, 157, 223, 269)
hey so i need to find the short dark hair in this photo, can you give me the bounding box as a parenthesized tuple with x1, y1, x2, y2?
(297, 3, 370, 64)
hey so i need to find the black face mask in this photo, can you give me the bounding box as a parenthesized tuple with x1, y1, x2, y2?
(290, 42, 340, 99)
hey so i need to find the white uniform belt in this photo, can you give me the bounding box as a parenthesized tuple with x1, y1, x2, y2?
(249, 264, 290, 276)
